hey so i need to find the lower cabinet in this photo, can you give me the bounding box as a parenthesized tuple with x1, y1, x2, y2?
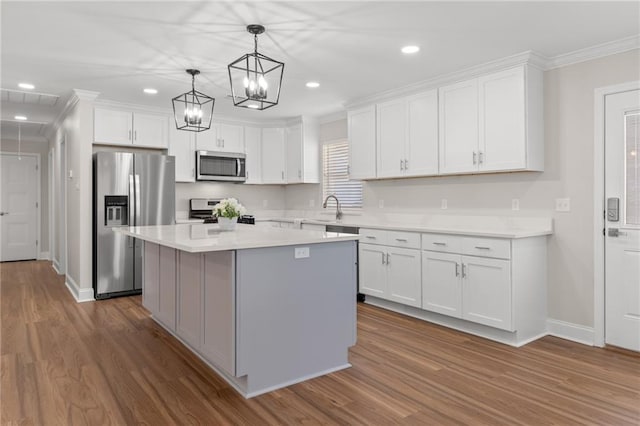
(177, 251, 202, 350)
(142, 243, 176, 331)
(421, 251, 462, 317)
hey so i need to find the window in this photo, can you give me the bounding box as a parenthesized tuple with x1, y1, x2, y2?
(323, 140, 362, 209)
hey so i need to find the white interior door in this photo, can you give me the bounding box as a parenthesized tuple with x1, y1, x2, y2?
(605, 88, 640, 352)
(0, 154, 38, 261)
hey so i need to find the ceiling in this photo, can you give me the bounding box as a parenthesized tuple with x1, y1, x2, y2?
(1, 1, 639, 142)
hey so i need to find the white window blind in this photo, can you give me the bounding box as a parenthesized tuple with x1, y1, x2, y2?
(323, 140, 362, 208)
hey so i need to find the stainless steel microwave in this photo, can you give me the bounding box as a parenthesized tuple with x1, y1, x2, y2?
(196, 151, 246, 182)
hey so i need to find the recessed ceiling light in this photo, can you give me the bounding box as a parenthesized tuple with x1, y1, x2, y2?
(14, 115, 27, 121)
(144, 88, 158, 94)
(247, 104, 260, 109)
(18, 83, 35, 90)
(306, 81, 320, 88)
(401, 45, 420, 54)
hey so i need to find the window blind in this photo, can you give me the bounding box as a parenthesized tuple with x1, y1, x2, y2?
(323, 140, 363, 208)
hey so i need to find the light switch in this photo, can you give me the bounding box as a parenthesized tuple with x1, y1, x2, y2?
(294, 247, 310, 259)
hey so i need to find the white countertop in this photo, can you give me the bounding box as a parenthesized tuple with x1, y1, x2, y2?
(116, 223, 360, 253)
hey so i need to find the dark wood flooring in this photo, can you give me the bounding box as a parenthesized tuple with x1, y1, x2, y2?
(1, 260, 639, 425)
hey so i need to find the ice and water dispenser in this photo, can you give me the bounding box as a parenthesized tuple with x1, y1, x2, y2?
(104, 195, 129, 227)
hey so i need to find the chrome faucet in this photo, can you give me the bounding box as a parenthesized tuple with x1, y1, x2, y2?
(322, 194, 343, 221)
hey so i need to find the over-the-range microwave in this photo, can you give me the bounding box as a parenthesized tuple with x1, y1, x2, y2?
(196, 151, 246, 182)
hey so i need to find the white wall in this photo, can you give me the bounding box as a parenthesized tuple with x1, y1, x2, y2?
(286, 49, 640, 329)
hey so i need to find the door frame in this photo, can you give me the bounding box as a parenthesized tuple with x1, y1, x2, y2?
(593, 80, 640, 347)
(0, 151, 41, 261)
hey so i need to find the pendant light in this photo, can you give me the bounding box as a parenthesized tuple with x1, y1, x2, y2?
(228, 25, 284, 110)
(172, 69, 215, 132)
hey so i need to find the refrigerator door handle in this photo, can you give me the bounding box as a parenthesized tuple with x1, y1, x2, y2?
(128, 174, 135, 247)
(134, 174, 141, 226)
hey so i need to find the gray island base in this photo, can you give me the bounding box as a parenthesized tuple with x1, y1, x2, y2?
(124, 224, 358, 398)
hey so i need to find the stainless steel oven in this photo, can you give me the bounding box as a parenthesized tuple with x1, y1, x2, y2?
(196, 151, 246, 182)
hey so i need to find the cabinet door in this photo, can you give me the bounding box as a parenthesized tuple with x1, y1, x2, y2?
(168, 125, 196, 182)
(133, 112, 169, 148)
(462, 256, 512, 331)
(156, 246, 176, 331)
(177, 251, 202, 349)
(358, 243, 387, 298)
(348, 105, 377, 179)
(376, 99, 406, 178)
(387, 247, 421, 308)
(438, 79, 479, 174)
(94, 108, 132, 145)
(261, 127, 286, 184)
(201, 252, 235, 376)
(142, 242, 159, 314)
(422, 251, 462, 317)
(406, 90, 439, 177)
(286, 124, 303, 184)
(478, 67, 526, 171)
(195, 125, 219, 152)
(244, 126, 262, 184)
(218, 123, 245, 153)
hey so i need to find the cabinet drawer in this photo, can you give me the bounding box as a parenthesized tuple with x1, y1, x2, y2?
(462, 237, 510, 259)
(359, 228, 387, 245)
(386, 231, 420, 249)
(421, 233, 463, 254)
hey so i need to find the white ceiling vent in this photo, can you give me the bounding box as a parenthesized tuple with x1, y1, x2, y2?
(1, 88, 59, 106)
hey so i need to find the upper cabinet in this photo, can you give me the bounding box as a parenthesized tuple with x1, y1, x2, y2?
(244, 127, 262, 184)
(376, 90, 438, 178)
(439, 65, 543, 174)
(195, 123, 245, 153)
(168, 125, 196, 183)
(261, 127, 286, 184)
(285, 118, 319, 184)
(348, 105, 377, 180)
(94, 107, 168, 149)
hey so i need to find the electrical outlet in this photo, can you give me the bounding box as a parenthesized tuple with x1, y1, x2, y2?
(294, 247, 310, 259)
(309, 199, 315, 208)
(441, 199, 448, 210)
(512, 199, 520, 211)
(555, 198, 571, 212)
(262, 199, 268, 208)
(378, 199, 384, 209)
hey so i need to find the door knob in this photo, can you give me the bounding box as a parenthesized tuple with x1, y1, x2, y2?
(608, 228, 627, 237)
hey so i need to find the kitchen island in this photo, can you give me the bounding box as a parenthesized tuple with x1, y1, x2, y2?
(118, 223, 359, 398)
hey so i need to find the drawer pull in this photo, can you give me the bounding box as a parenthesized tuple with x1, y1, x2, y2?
(395, 238, 408, 242)
(455, 263, 460, 277)
(475, 246, 491, 250)
(432, 242, 446, 246)
(365, 236, 376, 239)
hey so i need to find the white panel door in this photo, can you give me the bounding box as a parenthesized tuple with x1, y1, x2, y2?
(286, 124, 303, 183)
(348, 105, 377, 179)
(406, 90, 439, 177)
(605, 88, 640, 352)
(261, 127, 286, 184)
(376, 99, 406, 178)
(94, 108, 132, 145)
(478, 67, 526, 171)
(438, 78, 478, 174)
(387, 247, 421, 308)
(168, 125, 195, 182)
(218, 123, 245, 153)
(422, 251, 462, 317)
(244, 126, 262, 184)
(0, 154, 38, 261)
(462, 256, 512, 331)
(133, 112, 169, 148)
(358, 243, 387, 298)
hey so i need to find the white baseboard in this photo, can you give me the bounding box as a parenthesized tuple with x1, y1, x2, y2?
(38, 251, 50, 261)
(52, 260, 61, 275)
(65, 275, 95, 303)
(547, 319, 594, 346)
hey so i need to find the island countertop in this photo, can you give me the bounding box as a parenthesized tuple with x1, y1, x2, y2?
(116, 223, 360, 253)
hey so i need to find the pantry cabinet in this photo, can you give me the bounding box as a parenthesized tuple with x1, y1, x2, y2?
(94, 107, 169, 148)
(348, 105, 377, 180)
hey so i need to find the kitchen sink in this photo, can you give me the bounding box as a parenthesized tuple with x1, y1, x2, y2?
(325, 224, 359, 234)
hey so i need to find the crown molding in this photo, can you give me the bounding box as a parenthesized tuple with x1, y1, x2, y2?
(319, 110, 347, 124)
(544, 34, 640, 70)
(72, 89, 100, 102)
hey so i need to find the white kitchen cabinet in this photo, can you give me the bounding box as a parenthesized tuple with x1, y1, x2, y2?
(387, 247, 422, 307)
(286, 123, 303, 184)
(244, 126, 262, 184)
(195, 125, 219, 151)
(168, 125, 196, 182)
(94, 107, 168, 148)
(422, 251, 462, 317)
(439, 65, 543, 174)
(348, 105, 377, 179)
(177, 251, 202, 350)
(285, 118, 320, 184)
(359, 244, 387, 298)
(376, 99, 406, 178)
(261, 127, 286, 184)
(157, 246, 177, 331)
(462, 255, 511, 330)
(217, 123, 245, 153)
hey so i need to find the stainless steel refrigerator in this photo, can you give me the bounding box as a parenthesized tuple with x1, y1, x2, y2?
(93, 152, 175, 299)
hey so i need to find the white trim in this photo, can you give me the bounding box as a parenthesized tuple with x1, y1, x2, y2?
(52, 260, 62, 275)
(318, 111, 347, 124)
(65, 274, 94, 303)
(547, 319, 595, 346)
(593, 80, 640, 347)
(546, 35, 640, 70)
(38, 251, 50, 260)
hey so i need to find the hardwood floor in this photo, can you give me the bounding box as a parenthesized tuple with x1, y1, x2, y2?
(1, 260, 639, 425)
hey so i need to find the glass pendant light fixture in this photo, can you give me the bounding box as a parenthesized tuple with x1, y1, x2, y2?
(228, 24, 284, 110)
(172, 69, 215, 132)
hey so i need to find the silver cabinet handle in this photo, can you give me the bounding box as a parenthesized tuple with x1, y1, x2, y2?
(192, 168, 195, 177)
(134, 130, 137, 141)
(474, 246, 491, 250)
(386, 253, 390, 264)
(473, 151, 477, 165)
(404, 159, 408, 170)
(479, 151, 483, 164)
(222, 139, 225, 148)
(432, 242, 446, 246)
(395, 238, 408, 242)
(455, 263, 460, 277)
(365, 235, 376, 239)
(298, 169, 301, 179)
(128, 130, 132, 141)
(400, 159, 404, 171)
(281, 171, 284, 180)
(461, 263, 467, 278)
(381, 252, 385, 264)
